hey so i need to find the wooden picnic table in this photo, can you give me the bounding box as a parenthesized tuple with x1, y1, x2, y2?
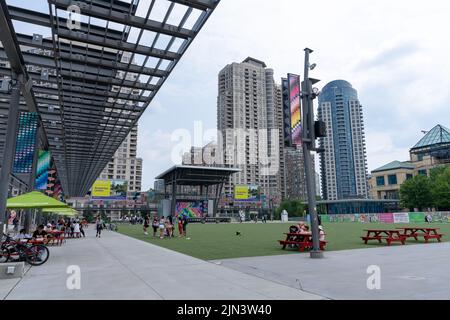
(396, 227, 444, 243)
(279, 232, 327, 252)
(46, 230, 66, 246)
(362, 229, 406, 246)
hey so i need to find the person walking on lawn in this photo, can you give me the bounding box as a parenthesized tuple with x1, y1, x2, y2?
(182, 215, 190, 239)
(143, 214, 150, 235)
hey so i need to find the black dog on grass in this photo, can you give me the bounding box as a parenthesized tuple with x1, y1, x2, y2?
(236, 231, 241, 236)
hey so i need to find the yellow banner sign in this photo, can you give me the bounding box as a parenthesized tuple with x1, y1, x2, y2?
(235, 185, 249, 200)
(92, 180, 111, 197)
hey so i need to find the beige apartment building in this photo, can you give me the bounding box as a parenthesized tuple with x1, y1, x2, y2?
(217, 57, 284, 204)
(370, 124, 450, 200)
(98, 125, 143, 197)
(369, 161, 415, 199)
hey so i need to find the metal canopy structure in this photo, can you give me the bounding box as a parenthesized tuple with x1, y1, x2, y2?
(0, 0, 220, 197)
(156, 165, 240, 186)
(155, 165, 240, 216)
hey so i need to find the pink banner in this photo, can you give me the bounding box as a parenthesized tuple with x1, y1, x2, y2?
(379, 213, 394, 224)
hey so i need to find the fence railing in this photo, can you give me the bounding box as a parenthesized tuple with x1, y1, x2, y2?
(317, 212, 450, 224)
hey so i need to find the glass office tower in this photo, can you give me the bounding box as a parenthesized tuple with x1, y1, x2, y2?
(318, 80, 368, 200)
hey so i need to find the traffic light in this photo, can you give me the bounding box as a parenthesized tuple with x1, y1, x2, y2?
(314, 120, 326, 138)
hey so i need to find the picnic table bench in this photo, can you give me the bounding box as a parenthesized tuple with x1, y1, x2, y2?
(279, 233, 328, 252)
(396, 227, 444, 243)
(361, 229, 406, 246)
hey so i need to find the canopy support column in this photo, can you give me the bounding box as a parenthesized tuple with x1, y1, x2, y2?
(213, 181, 224, 218)
(0, 75, 21, 237)
(170, 179, 177, 217)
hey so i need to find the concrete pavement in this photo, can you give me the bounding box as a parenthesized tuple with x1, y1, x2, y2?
(0, 226, 323, 300)
(213, 242, 450, 300)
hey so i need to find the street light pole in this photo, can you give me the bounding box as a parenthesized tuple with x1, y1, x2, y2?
(301, 48, 323, 259)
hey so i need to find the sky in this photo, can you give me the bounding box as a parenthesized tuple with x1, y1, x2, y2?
(136, 0, 450, 190)
(6, 0, 450, 191)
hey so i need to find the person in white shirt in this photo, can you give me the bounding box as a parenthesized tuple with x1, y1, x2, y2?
(318, 226, 326, 242)
(159, 216, 166, 239)
(73, 221, 81, 237)
(13, 229, 31, 242)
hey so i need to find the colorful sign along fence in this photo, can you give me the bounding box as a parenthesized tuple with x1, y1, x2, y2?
(320, 212, 450, 223)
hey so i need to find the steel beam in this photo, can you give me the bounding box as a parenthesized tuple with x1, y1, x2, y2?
(33, 85, 148, 103)
(170, 0, 218, 10)
(0, 78, 20, 237)
(8, 6, 125, 41)
(1, 50, 167, 79)
(56, 29, 180, 61)
(49, 0, 195, 39)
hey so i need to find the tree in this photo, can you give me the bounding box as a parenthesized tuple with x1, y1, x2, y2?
(430, 167, 450, 210)
(399, 175, 433, 211)
(275, 199, 307, 219)
(83, 208, 95, 223)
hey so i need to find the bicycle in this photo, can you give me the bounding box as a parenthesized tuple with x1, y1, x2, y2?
(0, 235, 50, 266)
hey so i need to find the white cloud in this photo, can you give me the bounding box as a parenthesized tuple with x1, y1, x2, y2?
(136, 0, 450, 189)
(137, 129, 178, 189)
(365, 131, 411, 172)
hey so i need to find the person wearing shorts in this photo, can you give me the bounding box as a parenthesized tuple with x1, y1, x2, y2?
(152, 215, 159, 237)
(95, 217, 103, 238)
(159, 216, 166, 239)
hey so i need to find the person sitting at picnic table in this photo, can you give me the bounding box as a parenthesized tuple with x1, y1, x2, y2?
(297, 222, 308, 232)
(292, 223, 310, 242)
(303, 225, 310, 233)
(13, 228, 31, 241)
(32, 225, 54, 243)
(319, 225, 326, 241)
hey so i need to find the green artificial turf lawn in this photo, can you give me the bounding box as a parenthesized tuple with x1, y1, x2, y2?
(117, 222, 450, 261)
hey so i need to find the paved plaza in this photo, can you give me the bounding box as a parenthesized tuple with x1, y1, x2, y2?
(0, 227, 322, 300)
(214, 242, 450, 300)
(2, 226, 450, 300)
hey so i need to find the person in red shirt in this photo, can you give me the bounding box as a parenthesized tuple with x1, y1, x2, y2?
(177, 215, 184, 237)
